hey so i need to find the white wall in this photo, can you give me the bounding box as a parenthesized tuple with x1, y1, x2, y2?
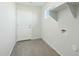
(16, 4, 33, 41)
(31, 7, 42, 39)
(0, 3, 16, 56)
(41, 2, 65, 55)
(42, 2, 79, 56)
(55, 5, 79, 56)
(16, 4, 42, 41)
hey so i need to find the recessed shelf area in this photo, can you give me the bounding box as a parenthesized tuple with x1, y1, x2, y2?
(49, 11, 58, 21)
(61, 29, 67, 33)
(61, 28, 68, 36)
(48, 2, 78, 21)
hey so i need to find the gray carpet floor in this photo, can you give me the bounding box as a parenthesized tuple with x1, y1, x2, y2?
(11, 39, 60, 56)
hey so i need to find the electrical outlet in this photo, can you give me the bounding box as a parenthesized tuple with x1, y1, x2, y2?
(72, 44, 78, 52)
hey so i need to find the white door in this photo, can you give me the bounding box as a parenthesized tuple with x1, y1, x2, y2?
(17, 8, 32, 41)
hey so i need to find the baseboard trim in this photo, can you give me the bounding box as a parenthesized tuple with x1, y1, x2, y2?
(50, 46, 63, 56)
(17, 39, 31, 42)
(31, 38, 42, 40)
(17, 38, 42, 42)
(9, 42, 16, 56)
(42, 38, 63, 56)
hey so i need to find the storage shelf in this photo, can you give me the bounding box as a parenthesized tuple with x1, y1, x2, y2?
(49, 2, 78, 21)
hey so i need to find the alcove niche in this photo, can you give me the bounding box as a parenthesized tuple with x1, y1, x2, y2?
(48, 2, 78, 21)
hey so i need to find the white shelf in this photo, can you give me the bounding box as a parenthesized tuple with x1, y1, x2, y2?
(49, 2, 78, 21)
(67, 3, 77, 18)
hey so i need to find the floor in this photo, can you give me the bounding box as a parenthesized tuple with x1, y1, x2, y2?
(11, 39, 60, 56)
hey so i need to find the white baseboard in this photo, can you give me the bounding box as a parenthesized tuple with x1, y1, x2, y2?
(42, 38, 63, 56)
(17, 37, 42, 42)
(31, 38, 42, 40)
(9, 41, 16, 56)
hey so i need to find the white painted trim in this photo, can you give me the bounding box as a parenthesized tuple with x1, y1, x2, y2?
(9, 42, 16, 56)
(42, 38, 63, 56)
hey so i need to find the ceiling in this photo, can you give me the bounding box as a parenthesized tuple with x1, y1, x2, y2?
(16, 2, 47, 7)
